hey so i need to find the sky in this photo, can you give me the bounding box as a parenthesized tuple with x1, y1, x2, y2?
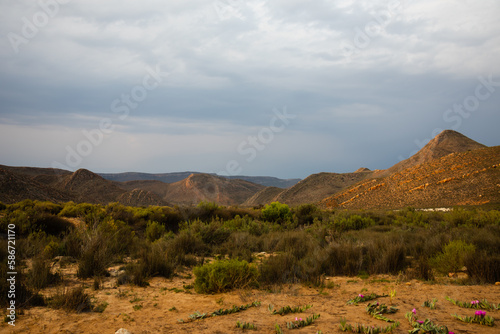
(0, 0, 499, 179)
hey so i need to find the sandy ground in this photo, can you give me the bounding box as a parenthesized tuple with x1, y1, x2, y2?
(2, 265, 499, 334)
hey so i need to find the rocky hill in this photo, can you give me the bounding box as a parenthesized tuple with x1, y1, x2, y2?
(376, 130, 486, 178)
(321, 146, 500, 210)
(242, 187, 285, 207)
(162, 173, 265, 206)
(0, 167, 266, 206)
(244, 170, 373, 207)
(0, 168, 71, 204)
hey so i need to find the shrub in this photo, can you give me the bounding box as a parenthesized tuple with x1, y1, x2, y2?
(48, 286, 93, 313)
(27, 255, 59, 290)
(59, 202, 102, 219)
(145, 221, 166, 242)
(465, 251, 500, 283)
(185, 219, 231, 246)
(258, 253, 302, 285)
(217, 232, 263, 263)
(261, 202, 291, 223)
(319, 243, 363, 276)
(167, 230, 207, 262)
(367, 239, 407, 274)
(32, 214, 73, 236)
(331, 214, 375, 232)
(126, 241, 175, 286)
(77, 230, 112, 279)
(429, 240, 476, 275)
(194, 259, 258, 293)
(43, 240, 61, 259)
(293, 204, 320, 226)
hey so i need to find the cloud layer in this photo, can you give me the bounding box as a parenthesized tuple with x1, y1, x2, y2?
(1, 0, 499, 178)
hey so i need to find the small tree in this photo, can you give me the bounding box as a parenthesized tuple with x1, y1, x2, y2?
(261, 202, 291, 223)
(430, 240, 475, 275)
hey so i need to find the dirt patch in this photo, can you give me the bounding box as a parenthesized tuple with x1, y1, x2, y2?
(3, 266, 499, 334)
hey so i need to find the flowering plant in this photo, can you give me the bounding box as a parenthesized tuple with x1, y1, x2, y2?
(339, 317, 400, 333)
(452, 310, 494, 327)
(286, 313, 320, 329)
(366, 302, 398, 322)
(405, 311, 449, 334)
(446, 296, 499, 310)
(347, 293, 388, 305)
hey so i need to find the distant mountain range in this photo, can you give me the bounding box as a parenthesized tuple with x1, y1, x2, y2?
(98, 172, 301, 189)
(1, 130, 498, 209)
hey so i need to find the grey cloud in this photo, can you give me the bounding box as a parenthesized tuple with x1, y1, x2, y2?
(0, 0, 499, 178)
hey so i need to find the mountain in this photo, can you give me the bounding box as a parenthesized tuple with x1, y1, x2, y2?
(1, 130, 497, 209)
(223, 176, 300, 188)
(321, 145, 500, 210)
(99, 171, 300, 188)
(116, 189, 168, 207)
(376, 130, 486, 178)
(99, 171, 201, 184)
(162, 173, 265, 206)
(242, 187, 285, 207)
(57, 169, 128, 204)
(244, 170, 373, 207)
(0, 167, 71, 204)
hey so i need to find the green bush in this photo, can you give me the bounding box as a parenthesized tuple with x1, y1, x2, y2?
(145, 221, 166, 242)
(261, 202, 291, 223)
(293, 204, 320, 226)
(331, 214, 375, 232)
(194, 259, 258, 293)
(430, 240, 476, 275)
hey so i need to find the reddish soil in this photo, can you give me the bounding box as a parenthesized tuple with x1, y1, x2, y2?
(2, 267, 499, 334)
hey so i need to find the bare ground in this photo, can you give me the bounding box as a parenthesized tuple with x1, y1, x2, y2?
(2, 265, 499, 334)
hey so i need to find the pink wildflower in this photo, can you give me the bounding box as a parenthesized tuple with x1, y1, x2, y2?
(412, 308, 417, 315)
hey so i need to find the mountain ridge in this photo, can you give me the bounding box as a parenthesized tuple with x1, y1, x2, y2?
(0, 130, 498, 208)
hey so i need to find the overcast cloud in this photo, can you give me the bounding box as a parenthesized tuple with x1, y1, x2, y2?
(0, 0, 499, 179)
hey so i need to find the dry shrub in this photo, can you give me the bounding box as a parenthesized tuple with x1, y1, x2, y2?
(126, 241, 175, 286)
(27, 255, 59, 290)
(49, 286, 93, 313)
(258, 253, 302, 285)
(465, 251, 500, 283)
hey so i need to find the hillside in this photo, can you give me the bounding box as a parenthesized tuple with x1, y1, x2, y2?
(99, 171, 200, 184)
(100, 171, 300, 188)
(242, 187, 284, 207)
(1, 130, 497, 209)
(376, 130, 486, 177)
(223, 175, 300, 188)
(243, 170, 373, 207)
(163, 173, 265, 206)
(0, 168, 71, 204)
(321, 146, 500, 210)
(116, 189, 168, 207)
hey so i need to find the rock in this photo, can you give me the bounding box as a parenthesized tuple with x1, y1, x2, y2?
(115, 329, 132, 334)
